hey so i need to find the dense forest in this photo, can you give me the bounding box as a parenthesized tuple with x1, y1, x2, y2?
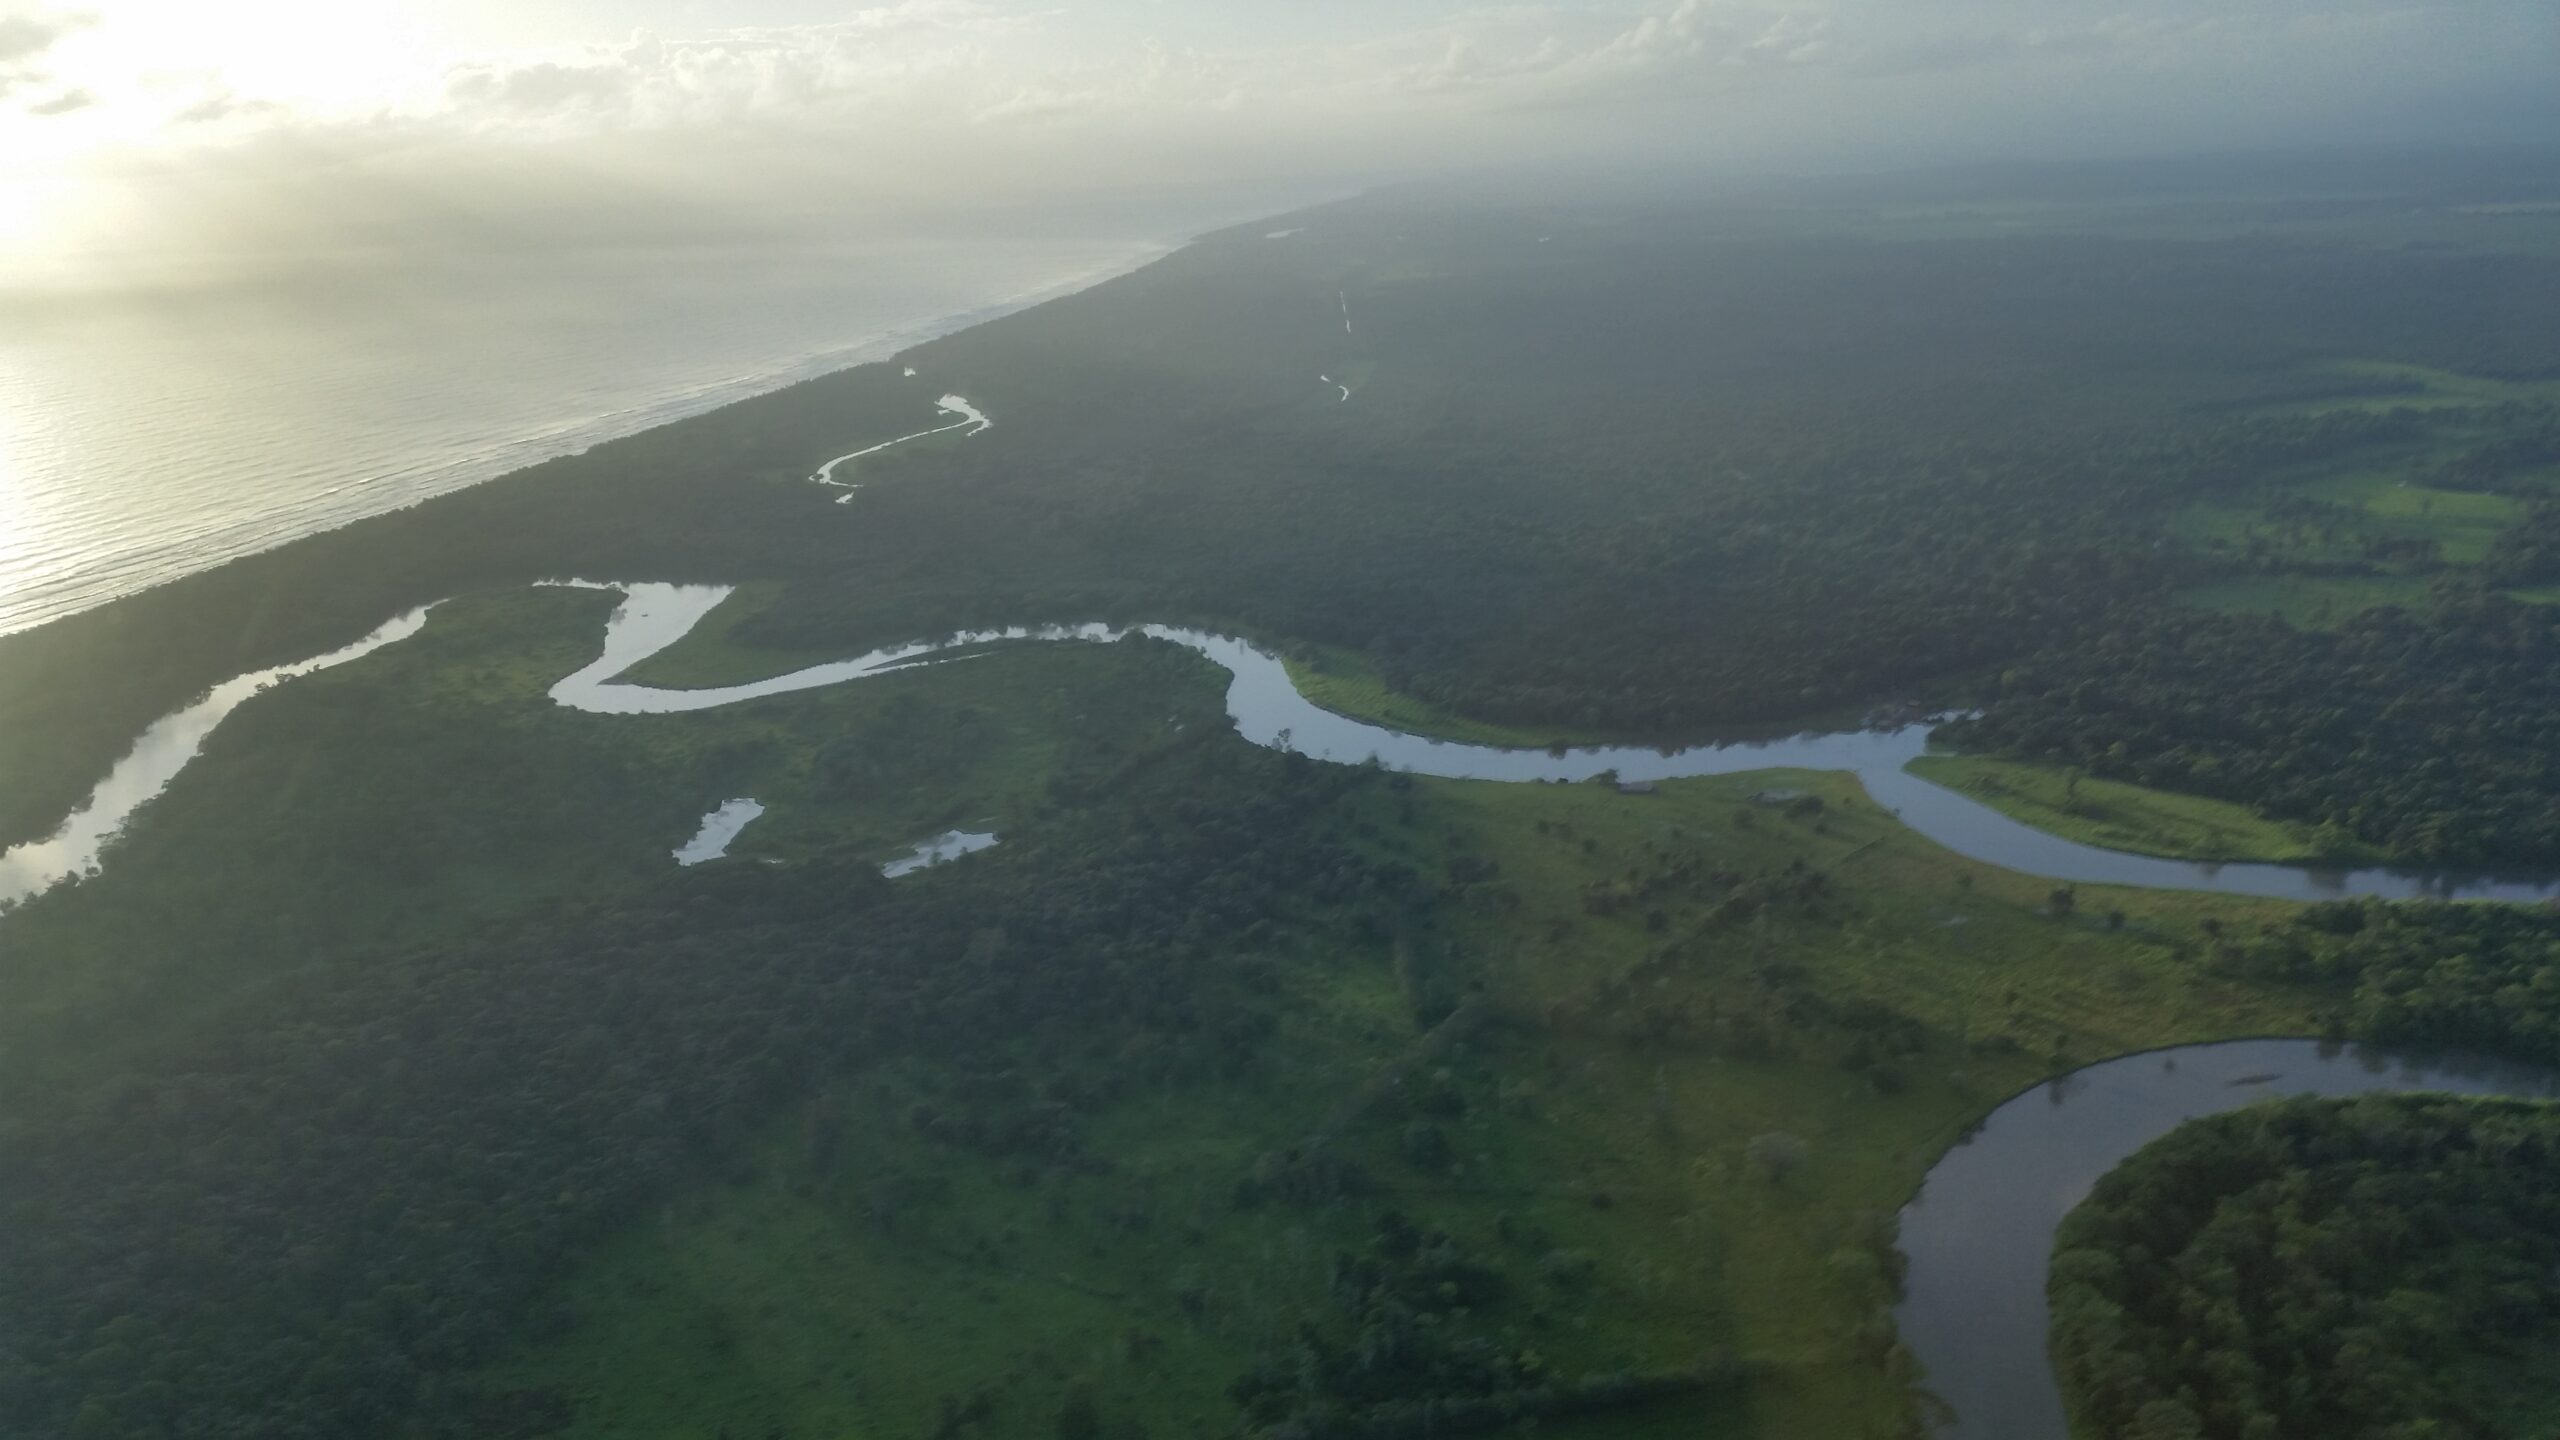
(1941, 588, 2560, 867)
(2213, 900, 2560, 1065)
(9, 164, 2560, 867)
(0, 732, 1409, 1438)
(2051, 1094, 2560, 1439)
(8, 160, 2560, 1438)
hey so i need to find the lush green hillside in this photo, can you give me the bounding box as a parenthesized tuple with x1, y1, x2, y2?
(2052, 1094, 2560, 1439)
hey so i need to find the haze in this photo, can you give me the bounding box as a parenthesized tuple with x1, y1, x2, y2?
(5, 0, 2556, 288)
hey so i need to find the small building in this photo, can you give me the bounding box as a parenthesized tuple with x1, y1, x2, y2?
(1616, 779, 1658, 795)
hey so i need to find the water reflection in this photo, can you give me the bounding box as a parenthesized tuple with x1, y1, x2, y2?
(0, 606, 431, 908)
(673, 798, 764, 866)
(881, 829, 1001, 878)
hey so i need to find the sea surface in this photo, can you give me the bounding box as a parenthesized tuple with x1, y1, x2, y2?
(0, 232, 1171, 636)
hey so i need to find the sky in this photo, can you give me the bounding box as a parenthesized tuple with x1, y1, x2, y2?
(2, 0, 2555, 284)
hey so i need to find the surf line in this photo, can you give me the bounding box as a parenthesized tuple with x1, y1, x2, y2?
(808, 395, 991, 504)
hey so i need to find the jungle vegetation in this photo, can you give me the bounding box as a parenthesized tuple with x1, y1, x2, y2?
(6, 155, 2560, 1439)
(2051, 1093, 2560, 1440)
(7, 158, 2560, 867)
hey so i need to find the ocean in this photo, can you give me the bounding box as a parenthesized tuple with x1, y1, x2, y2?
(0, 231, 1171, 637)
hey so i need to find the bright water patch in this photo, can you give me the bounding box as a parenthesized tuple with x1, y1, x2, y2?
(882, 830, 1001, 878)
(673, 799, 764, 866)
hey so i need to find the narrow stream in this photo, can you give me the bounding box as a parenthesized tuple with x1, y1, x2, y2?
(807, 393, 990, 502)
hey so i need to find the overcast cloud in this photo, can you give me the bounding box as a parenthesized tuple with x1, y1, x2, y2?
(5, 0, 2555, 284)
(0, 6, 82, 103)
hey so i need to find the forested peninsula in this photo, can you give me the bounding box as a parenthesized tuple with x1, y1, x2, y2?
(2052, 1094, 2560, 1440)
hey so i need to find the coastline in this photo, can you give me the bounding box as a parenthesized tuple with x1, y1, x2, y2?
(0, 225, 1244, 852)
(0, 239, 1180, 641)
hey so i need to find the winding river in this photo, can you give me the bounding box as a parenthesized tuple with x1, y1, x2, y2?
(8, 578, 2560, 1430)
(15, 578, 2560, 911)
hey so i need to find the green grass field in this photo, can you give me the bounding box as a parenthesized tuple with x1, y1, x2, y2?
(2253, 360, 2560, 419)
(2170, 372, 2560, 624)
(2176, 572, 2437, 625)
(1282, 640, 1599, 748)
(1907, 755, 2362, 864)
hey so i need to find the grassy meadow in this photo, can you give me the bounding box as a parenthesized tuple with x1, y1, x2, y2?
(2166, 365, 2560, 625)
(1905, 755, 2362, 864)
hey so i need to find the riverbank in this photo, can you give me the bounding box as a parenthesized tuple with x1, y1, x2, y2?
(1904, 755, 2366, 866)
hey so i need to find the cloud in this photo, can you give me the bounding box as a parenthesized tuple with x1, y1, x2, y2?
(0, 5, 88, 103)
(707, 1, 1053, 45)
(0, 10, 85, 66)
(1359, 2, 1846, 115)
(431, 4, 1065, 136)
(23, 84, 86, 115)
(171, 89, 282, 126)
(13, 0, 2558, 289)
(1534, 2, 1834, 94)
(45, 0, 2539, 164)
(445, 58, 634, 116)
